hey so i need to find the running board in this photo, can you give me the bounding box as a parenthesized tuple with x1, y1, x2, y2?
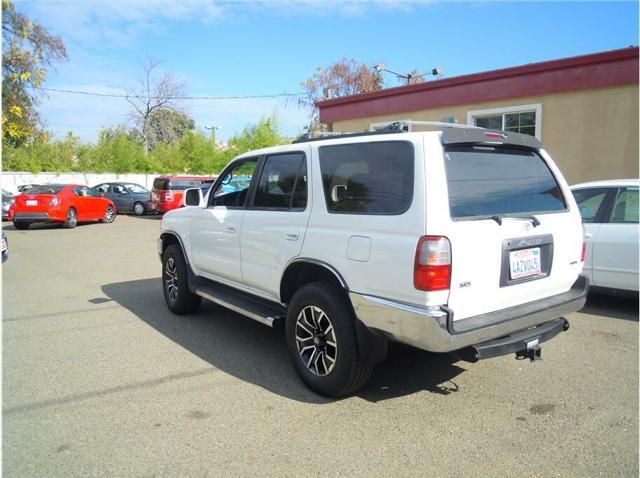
(195, 281, 286, 327)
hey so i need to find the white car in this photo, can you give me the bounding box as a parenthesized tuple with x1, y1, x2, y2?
(158, 121, 588, 396)
(571, 179, 639, 293)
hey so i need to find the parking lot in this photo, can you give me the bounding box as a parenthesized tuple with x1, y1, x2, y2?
(2, 215, 638, 477)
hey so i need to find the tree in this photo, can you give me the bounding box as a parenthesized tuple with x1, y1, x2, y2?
(125, 58, 187, 152)
(406, 69, 425, 85)
(2, 0, 68, 145)
(146, 107, 195, 150)
(299, 58, 383, 132)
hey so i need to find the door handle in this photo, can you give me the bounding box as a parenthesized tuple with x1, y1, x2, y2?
(226, 226, 236, 233)
(285, 232, 299, 241)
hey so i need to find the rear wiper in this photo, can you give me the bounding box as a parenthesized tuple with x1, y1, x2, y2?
(467, 214, 540, 227)
(503, 214, 541, 227)
(467, 215, 503, 225)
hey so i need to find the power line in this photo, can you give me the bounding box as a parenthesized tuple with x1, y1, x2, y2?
(29, 85, 306, 100)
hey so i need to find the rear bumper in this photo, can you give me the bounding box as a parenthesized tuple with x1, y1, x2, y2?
(149, 202, 176, 213)
(349, 275, 588, 354)
(13, 212, 53, 223)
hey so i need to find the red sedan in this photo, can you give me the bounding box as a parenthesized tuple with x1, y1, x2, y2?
(10, 184, 116, 230)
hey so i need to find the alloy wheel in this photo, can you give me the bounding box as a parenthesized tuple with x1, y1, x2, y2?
(67, 209, 77, 227)
(104, 206, 115, 222)
(295, 305, 338, 376)
(165, 257, 179, 303)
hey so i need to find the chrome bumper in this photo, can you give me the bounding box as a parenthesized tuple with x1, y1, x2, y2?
(349, 275, 589, 353)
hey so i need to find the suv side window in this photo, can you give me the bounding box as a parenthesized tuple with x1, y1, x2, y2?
(253, 153, 306, 210)
(572, 188, 610, 223)
(611, 187, 639, 224)
(319, 141, 414, 215)
(210, 158, 258, 208)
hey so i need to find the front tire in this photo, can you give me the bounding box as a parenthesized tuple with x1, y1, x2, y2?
(162, 244, 201, 314)
(285, 282, 373, 397)
(63, 208, 77, 228)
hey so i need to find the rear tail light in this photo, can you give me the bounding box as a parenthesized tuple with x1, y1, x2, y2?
(49, 197, 59, 206)
(164, 191, 174, 201)
(414, 236, 451, 291)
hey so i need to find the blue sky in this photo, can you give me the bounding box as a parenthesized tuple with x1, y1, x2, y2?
(16, 0, 639, 143)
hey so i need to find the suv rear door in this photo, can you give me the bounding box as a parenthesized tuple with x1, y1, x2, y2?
(240, 148, 311, 300)
(432, 134, 583, 323)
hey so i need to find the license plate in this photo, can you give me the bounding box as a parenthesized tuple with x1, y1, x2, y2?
(26, 199, 37, 206)
(509, 247, 541, 280)
(1, 239, 7, 252)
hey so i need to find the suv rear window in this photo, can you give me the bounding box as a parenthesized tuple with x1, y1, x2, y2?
(319, 141, 414, 215)
(153, 178, 204, 191)
(444, 145, 566, 219)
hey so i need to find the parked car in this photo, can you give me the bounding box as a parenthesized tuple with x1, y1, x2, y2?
(158, 121, 588, 397)
(2, 189, 15, 220)
(571, 179, 639, 294)
(93, 182, 151, 215)
(149, 176, 213, 213)
(1, 232, 7, 263)
(11, 184, 116, 230)
(17, 184, 39, 194)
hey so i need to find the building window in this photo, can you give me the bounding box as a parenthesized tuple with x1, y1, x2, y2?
(467, 103, 542, 139)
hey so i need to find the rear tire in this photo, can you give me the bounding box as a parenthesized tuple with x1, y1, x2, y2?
(162, 244, 201, 314)
(285, 282, 374, 397)
(103, 205, 116, 223)
(133, 202, 145, 216)
(13, 222, 29, 230)
(63, 208, 77, 229)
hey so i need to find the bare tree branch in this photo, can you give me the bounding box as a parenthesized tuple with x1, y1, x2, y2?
(124, 57, 187, 152)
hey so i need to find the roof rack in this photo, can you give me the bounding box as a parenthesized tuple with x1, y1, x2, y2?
(369, 120, 481, 132)
(291, 120, 479, 144)
(291, 129, 400, 144)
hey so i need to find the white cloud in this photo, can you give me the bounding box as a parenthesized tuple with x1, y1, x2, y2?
(16, 0, 226, 47)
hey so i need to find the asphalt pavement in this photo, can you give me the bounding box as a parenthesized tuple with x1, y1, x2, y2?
(2, 215, 638, 477)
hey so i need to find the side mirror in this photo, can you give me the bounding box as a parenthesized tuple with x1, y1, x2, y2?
(331, 185, 348, 202)
(183, 187, 204, 207)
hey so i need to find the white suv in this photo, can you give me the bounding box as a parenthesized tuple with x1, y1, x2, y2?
(158, 122, 588, 397)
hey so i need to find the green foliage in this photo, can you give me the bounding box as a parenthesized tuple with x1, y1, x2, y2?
(2, 0, 68, 145)
(145, 107, 195, 151)
(2, 116, 288, 175)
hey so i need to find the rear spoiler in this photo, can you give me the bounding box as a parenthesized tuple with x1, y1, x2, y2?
(442, 127, 543, 150)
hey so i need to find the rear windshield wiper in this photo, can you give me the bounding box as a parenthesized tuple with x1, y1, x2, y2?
(502, 214, 541, 227)
(465, 214, 540, 227)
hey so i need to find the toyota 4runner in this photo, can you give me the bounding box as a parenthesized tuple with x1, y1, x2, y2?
(158, 122, 588, 397)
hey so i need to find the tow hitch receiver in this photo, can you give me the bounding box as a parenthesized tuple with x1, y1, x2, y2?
(456, 317, 569, 363)
(516, 339, 542, 361)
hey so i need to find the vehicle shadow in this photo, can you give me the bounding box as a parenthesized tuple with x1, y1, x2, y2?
(580, 292, 639, 322)
(101, 278, 467, 403)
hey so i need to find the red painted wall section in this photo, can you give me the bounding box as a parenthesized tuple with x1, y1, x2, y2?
(318, 47, 639, 124)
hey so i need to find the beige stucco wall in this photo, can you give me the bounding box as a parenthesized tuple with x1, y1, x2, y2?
(330, 84, 639, 185)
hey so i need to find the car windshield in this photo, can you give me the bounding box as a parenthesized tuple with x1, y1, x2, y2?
(126, 184, 148, 194)
(26, 185, 65, 195)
